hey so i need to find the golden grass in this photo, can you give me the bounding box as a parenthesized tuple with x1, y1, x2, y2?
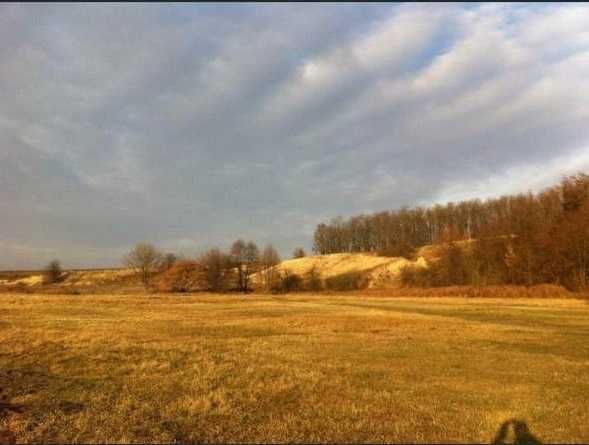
(1, 293, 588, 443)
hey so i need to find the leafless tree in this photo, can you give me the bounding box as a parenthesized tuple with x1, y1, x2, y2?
(243, 241, 260, 292)
(199, 248, 232, 291)
(163, 253, 177, 271)
(312, 172, 589, 291)
(292, 247, 307, 258)
(230, 239, 247, 291)
(231, 239, 259, 292)
(123, 243, 163, 288)
(260, 244, 281, 290)
(43, 259, 62, 284)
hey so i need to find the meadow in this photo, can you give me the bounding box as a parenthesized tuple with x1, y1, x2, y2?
(1, 293, 588, 443)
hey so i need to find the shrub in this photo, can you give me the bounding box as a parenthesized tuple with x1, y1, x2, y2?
(400, 243, 477, 287)
(271, 271, 303, 293)
(260, 245, 281, 292)
(305, 266, 323, 291)
(292, 247, 307, 259)
(324, 271, 367, 291)
(400, 265, 432, 287)
(378, 242, 416, 259)
(199, 249, 233, 292)
(162, 253, 177, 271)
(391, 284, 574, 299)
(43, 260, 62, 284)
(157, 261, 207, 293)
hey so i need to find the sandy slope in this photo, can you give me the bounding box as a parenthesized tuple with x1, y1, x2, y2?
(0, 268, 134, 287)
(0, 275, 43, 286)
(267, 252, 427, 288)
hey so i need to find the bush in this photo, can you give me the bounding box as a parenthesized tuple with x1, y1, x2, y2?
(400, 243, 477, 287)
(400, 265, 432, 287)
(305, 266, 323, 291)
(271, 271, 303, 293)
(43, 260, 62, 284)
(390, 284, 574, 299)
(292, 247, 307, 259)
(378, 242, 416, 259)
(324, 271, 367, 291)
(157, 261, 207, 293)
(199, 249, 234, 292)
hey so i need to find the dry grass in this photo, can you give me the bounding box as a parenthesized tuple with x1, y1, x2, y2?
(60, 269, 135, 287)
(362, 284, 578, 299)
(0, 268, 142, 296)
(1, 293, 589, 443)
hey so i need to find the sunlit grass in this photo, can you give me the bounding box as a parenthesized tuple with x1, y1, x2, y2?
(1, 293, 588, 443)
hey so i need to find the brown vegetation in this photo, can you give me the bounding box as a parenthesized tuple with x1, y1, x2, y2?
(42, 260, 62, 285)
(230, 240, 260, 292)
(198, 248, 234, 292)
(123, 243, 163, 287)
(260, 245, 281, 291)
(314, 173, 589, 292)
(292, 247, 306, 258)
(3, 174, 588, 297)
(363, 284, 576, 299)
(156, 261, 208, 293)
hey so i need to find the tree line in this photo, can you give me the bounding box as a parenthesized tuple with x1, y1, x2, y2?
(313, 173, 589, 291)
(122, 241, 307, 293)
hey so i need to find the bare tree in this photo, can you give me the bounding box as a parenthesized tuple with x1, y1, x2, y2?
(231, 239, 259, 292)
(260, 244, 281, 290)
(163, 253, 177, 271)
(230, 239, 247, 291)
(199, 248, 232, 291)
(43, 259, 62, 284)
(243, 241, 260, 292)
(293, 247, 307, 258)
(123, 243, 163, 288)
(311, 171, 589, 291)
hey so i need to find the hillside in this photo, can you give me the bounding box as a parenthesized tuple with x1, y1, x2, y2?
(264, 252, 427, 288)
(0, 268, 136, 289)
(1, 254, 429, 291)
(0, 241, 478, 292)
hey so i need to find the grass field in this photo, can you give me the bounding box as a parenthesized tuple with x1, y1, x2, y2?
(1, 293, 588, 443)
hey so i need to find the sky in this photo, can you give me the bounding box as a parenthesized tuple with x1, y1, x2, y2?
(1, 3, 589, 269)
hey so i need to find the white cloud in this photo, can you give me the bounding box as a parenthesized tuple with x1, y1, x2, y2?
(1, 3, 588, 268)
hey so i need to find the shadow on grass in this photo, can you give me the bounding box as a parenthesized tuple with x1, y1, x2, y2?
(493, 419, 542, 445)
(0, 367, 84, 445)
(0, 388, 22, 445)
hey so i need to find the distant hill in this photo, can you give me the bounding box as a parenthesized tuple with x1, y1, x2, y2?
(258, 252, 428, 289)
(0, 268, 135, 289)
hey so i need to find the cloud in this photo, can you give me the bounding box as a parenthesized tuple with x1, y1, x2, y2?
(1, 3, 588, 268)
